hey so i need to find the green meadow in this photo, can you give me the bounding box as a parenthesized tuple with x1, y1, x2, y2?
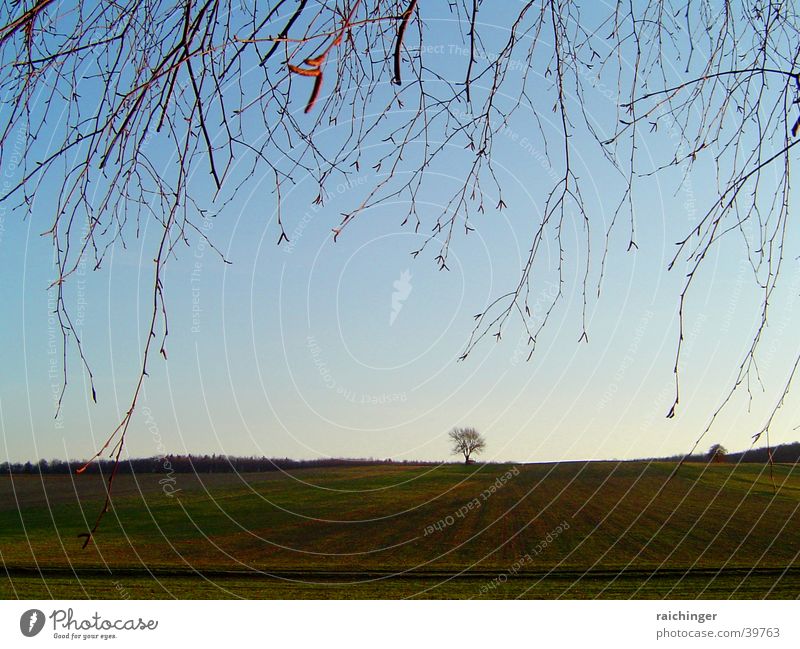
(1, 461, 798, 598)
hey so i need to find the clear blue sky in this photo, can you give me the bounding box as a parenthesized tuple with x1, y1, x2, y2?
(2, 3, 799, 464)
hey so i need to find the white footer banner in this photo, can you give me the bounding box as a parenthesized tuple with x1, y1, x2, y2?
(1, 600, 796, 648)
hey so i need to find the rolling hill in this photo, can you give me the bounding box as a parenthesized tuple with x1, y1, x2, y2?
(1, 460, 798, 598)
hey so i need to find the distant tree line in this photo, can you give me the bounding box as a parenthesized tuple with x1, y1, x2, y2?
(654, 442, 800, 465)
(0, 455, 440, 475)
(4, 442, 798, 476)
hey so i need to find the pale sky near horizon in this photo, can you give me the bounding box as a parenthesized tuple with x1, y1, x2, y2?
(2, 2, 800, 464)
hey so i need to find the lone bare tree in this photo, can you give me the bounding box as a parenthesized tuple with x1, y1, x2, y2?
(449, 427, 486, 465)
(1, 1, 798, 544)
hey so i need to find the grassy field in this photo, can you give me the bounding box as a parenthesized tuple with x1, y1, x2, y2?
(1, 461, 799, 599)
